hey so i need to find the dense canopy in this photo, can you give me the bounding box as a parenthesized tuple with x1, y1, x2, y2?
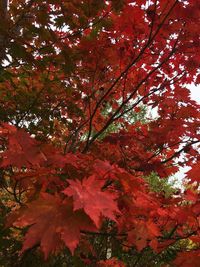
(0, 0, 200, 266)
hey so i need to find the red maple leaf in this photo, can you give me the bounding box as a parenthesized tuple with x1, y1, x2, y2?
(187, 161, 200, 182)
(174, 250, 200, 267)
(63, 175, 119, 227)
(0, 126, 45, 168)
(97, 258, 126, 267)
(8, 193, 96, 259)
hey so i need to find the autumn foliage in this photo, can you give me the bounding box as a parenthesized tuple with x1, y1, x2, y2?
(0, 0, 200, 266)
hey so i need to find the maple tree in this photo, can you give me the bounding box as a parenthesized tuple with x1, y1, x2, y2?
(0, 0, 200, 266)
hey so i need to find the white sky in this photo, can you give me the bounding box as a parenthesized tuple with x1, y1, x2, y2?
(188, 84, 200, 104)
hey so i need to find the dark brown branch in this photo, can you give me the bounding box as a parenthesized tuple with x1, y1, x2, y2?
(81, 230, 126, 237)
(83, 0, 179, 150)
(161, 140, 200, 164)
(83, 28, 182, 152)
(83, 0, 179, 152)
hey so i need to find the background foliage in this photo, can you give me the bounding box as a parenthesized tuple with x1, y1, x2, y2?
(0, 0, 200, 266)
